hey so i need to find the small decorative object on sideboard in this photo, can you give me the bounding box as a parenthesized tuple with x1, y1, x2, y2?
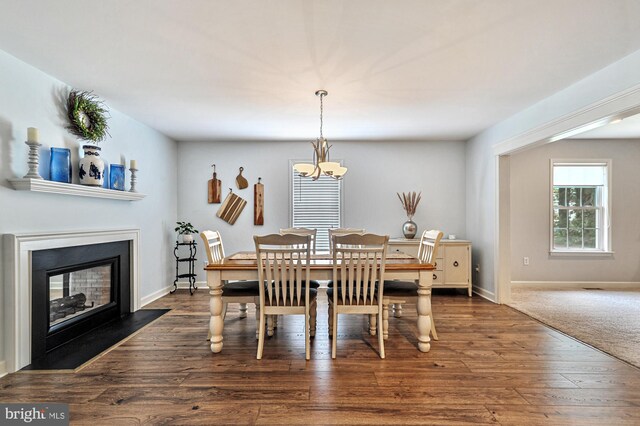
(109, 164, 125, 190)
(397, 191, 422, 239)
(23, 127, 43, 180)
(78, 144, 105, 186)
(129, 159, 138, 192)
(49, 147, 72, 183)
(175, 221, 199, 243)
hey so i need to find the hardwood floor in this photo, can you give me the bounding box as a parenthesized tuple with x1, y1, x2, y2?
(2, 289, 640, 424)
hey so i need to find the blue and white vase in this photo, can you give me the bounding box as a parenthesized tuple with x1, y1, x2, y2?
(78, 144, 105, 186)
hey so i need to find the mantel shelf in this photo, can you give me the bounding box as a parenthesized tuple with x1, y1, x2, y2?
(8, 178, 146, 201)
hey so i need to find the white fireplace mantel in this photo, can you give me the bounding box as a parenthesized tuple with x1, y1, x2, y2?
(3, 229, 141, 374)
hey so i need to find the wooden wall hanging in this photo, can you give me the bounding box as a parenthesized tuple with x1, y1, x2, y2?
(236, 167, 248, 189)
(254, 177, 264, 225)
(208, 164, 221, 203)
(216, 189, 247, 225)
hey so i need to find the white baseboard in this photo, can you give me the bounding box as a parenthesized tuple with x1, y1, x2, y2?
(472, 286, 497, 303)
(0, 360, 7, 378)
(511, 281, 640, 289)
(175, 280, 206, 289)
(140, 285, 173, 307)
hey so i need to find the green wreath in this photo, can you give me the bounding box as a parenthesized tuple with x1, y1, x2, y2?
(66, 90, 110, 143)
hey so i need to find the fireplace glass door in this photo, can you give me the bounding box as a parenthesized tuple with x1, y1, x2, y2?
(49, 263, 114, 329)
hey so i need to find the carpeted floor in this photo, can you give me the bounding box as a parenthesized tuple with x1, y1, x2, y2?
(509, 287, 640, 368)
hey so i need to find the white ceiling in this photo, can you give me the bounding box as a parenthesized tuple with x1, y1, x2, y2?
(1, 0, 640, 142)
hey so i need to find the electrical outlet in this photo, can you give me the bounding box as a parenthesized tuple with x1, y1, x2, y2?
(523, 257, 529, 266)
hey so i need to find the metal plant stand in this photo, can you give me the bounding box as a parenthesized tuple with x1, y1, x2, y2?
(172, 241, 197, 295)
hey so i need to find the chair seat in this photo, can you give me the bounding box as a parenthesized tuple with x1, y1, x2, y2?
(223, 280, 260, 297)
(264, 288, 318, 306)
(226, 280, 260, 290)
(383, 280, 418, 297)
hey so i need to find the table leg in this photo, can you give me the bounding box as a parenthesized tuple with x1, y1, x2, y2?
(416, 270, 433, 352)
(208, 270, 224, 353)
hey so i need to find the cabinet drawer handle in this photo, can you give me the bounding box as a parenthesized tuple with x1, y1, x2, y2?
(433, 274, 437, 280)
(434, 261, 437, 267)
(453, 261, 459, 267)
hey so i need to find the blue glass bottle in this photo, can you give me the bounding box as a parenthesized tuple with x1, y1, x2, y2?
(110, 164, 125, 190)
(49, 147, 71, 183)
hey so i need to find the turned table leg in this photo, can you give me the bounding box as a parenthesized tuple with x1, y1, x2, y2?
(416, 269, 433, 352)
(208, 270, 224, 353)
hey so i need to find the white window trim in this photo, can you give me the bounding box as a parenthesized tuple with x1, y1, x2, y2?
(289, 159, 344, 250)
(549, 158, 613, 255)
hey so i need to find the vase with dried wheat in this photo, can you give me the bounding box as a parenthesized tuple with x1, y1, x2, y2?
(397, 191, 421, 239)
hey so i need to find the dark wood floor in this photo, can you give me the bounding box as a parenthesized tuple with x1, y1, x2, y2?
(2, 289, 640, 425)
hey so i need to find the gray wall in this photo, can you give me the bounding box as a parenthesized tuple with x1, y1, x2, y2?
(467, 48, 640, 302)
(0, 49, 178, 372)
(177, 140, 467, 281)
(510, 138, 640, 282)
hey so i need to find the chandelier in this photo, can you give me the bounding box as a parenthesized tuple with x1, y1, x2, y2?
(293, 90, 347, 180)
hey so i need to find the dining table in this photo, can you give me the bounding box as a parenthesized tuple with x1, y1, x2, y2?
(204, 251, 436, 353)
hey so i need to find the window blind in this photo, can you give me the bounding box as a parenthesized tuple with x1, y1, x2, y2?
(291, 164, 342, 252)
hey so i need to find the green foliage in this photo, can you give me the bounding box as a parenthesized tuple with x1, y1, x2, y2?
(175, 221, 198, 235)
(66, 90, 110, 143)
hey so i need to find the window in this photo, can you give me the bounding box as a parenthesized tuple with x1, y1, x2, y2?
(551, 160, 610, 252)
(290, 161, 342, 251)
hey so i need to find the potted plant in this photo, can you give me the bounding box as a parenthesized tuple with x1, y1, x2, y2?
(175, 221, 199, 243)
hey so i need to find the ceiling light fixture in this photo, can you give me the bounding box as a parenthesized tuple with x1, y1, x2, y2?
(293, 90, 347, 180)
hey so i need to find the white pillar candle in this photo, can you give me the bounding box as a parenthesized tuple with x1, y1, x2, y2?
(130, 159, 137, 169)
(27, 127, 39, 142)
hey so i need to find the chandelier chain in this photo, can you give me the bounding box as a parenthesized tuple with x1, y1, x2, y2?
(319, 92, 324, 139)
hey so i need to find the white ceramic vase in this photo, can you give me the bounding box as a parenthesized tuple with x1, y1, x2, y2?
(78, 144, 105, 186)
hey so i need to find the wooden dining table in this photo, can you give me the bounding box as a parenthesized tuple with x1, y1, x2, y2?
(204, 252, 436, 353)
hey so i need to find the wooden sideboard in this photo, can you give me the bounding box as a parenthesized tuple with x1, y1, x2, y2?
(388, 238, 472, 297)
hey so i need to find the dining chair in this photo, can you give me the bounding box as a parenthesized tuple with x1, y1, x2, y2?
(200, 230, 260, 337)
(280, 227, 317, 254)
(328, 233, 389, 359)
(383, 230, 443, 340)
(254, 233, 316, 360)
(328, 228, 365, 253)
(280, 228, 321, 298)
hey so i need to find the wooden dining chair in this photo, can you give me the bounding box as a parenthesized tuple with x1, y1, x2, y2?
(328, 233, 389, 359)
(254, 234, 316, 360)
(328, 228, 365, 253)
(200, 230, 260, 336)
(280, 227, 317, 254)
(383, 230, 443, 340)
(280, 228, 321, 297)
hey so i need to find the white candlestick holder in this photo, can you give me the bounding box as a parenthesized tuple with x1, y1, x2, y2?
(23, 140, 44, 179)
(129, 168, 138, 192)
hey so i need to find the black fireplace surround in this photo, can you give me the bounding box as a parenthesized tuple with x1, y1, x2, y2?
(31, 241, 130, 361)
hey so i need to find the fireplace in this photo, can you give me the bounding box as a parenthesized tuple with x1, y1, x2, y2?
(3, 229, 140, 373)
(31, 241, 130, 360)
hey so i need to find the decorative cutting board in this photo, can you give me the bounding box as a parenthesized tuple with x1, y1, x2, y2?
(236, 167, 248, 189)
(254, 177, 264, 225)
(217, 189, 247, 225)
(208, 164, 221, 203)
